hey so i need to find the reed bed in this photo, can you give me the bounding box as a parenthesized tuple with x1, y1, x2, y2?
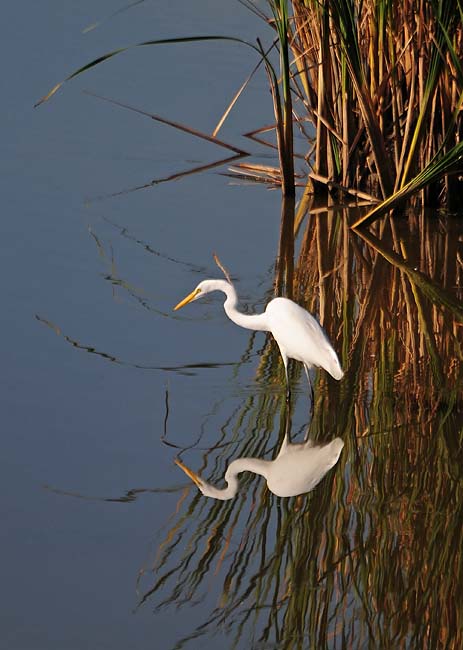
(273, 0, 463, 214)
(36, 1, 463, 216)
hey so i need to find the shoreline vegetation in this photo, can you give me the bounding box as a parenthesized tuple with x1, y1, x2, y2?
(35, 1, 463, 224)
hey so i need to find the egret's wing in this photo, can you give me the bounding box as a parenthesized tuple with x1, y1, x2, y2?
(268, 438, 344, 497)
(267, 299, 343, 378)
(268, 298, 327, 343)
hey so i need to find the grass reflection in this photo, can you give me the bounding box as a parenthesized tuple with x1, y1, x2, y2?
(138, 199, 463, 649)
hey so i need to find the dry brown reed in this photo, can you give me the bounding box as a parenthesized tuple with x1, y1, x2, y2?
(283, 0, 463, 209)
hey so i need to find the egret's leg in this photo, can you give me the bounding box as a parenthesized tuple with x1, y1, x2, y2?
(282, 354, 291, 402)
(304, 364, 314, 416)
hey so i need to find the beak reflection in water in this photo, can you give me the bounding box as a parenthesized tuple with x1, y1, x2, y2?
(174, 458, 204, 488)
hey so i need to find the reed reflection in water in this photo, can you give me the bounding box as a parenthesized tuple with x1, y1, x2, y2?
(138, 199, 463, 649)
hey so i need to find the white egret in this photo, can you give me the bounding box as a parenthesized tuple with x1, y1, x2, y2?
(175, 436, 344, 499)
(174, 279, 343, 398)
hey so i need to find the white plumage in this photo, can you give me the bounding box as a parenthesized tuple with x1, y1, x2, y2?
(174, 278, 343, 395)
(176, 436, 344, 500)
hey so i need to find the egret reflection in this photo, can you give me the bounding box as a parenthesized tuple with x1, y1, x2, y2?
(175, 434, 344, 500)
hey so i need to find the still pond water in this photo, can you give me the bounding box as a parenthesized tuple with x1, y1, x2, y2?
(2, 2, 463, 649)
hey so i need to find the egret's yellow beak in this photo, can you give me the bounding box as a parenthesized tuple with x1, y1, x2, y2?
(175, 458, 204, 488)
(173, 288, 200, 311)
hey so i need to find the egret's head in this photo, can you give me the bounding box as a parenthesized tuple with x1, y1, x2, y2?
(173, 279, 225, 311)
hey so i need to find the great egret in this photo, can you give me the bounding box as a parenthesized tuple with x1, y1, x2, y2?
(175, 436, 344, 499)
(174, 279, 343, 398)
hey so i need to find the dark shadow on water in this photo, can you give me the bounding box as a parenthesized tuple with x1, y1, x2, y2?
(90, 219, 210, 274)
(43, 483, 185, 503)
(35, 314, 241, 375)
(80, 92, 249, 203)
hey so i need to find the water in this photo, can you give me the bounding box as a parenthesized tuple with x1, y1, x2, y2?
(2, 2, 463, 649)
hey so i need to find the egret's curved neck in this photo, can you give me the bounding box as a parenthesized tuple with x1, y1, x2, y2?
(201, 457, 271, 500)
(213, 280, 269, 332)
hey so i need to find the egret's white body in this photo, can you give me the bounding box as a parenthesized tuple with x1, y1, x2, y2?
(176, 436, 344, 500)
(174, 279, 343, 392)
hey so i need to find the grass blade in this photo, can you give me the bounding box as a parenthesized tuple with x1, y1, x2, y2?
(351, 142, 463, 227)
(35, 36, 255, 107)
